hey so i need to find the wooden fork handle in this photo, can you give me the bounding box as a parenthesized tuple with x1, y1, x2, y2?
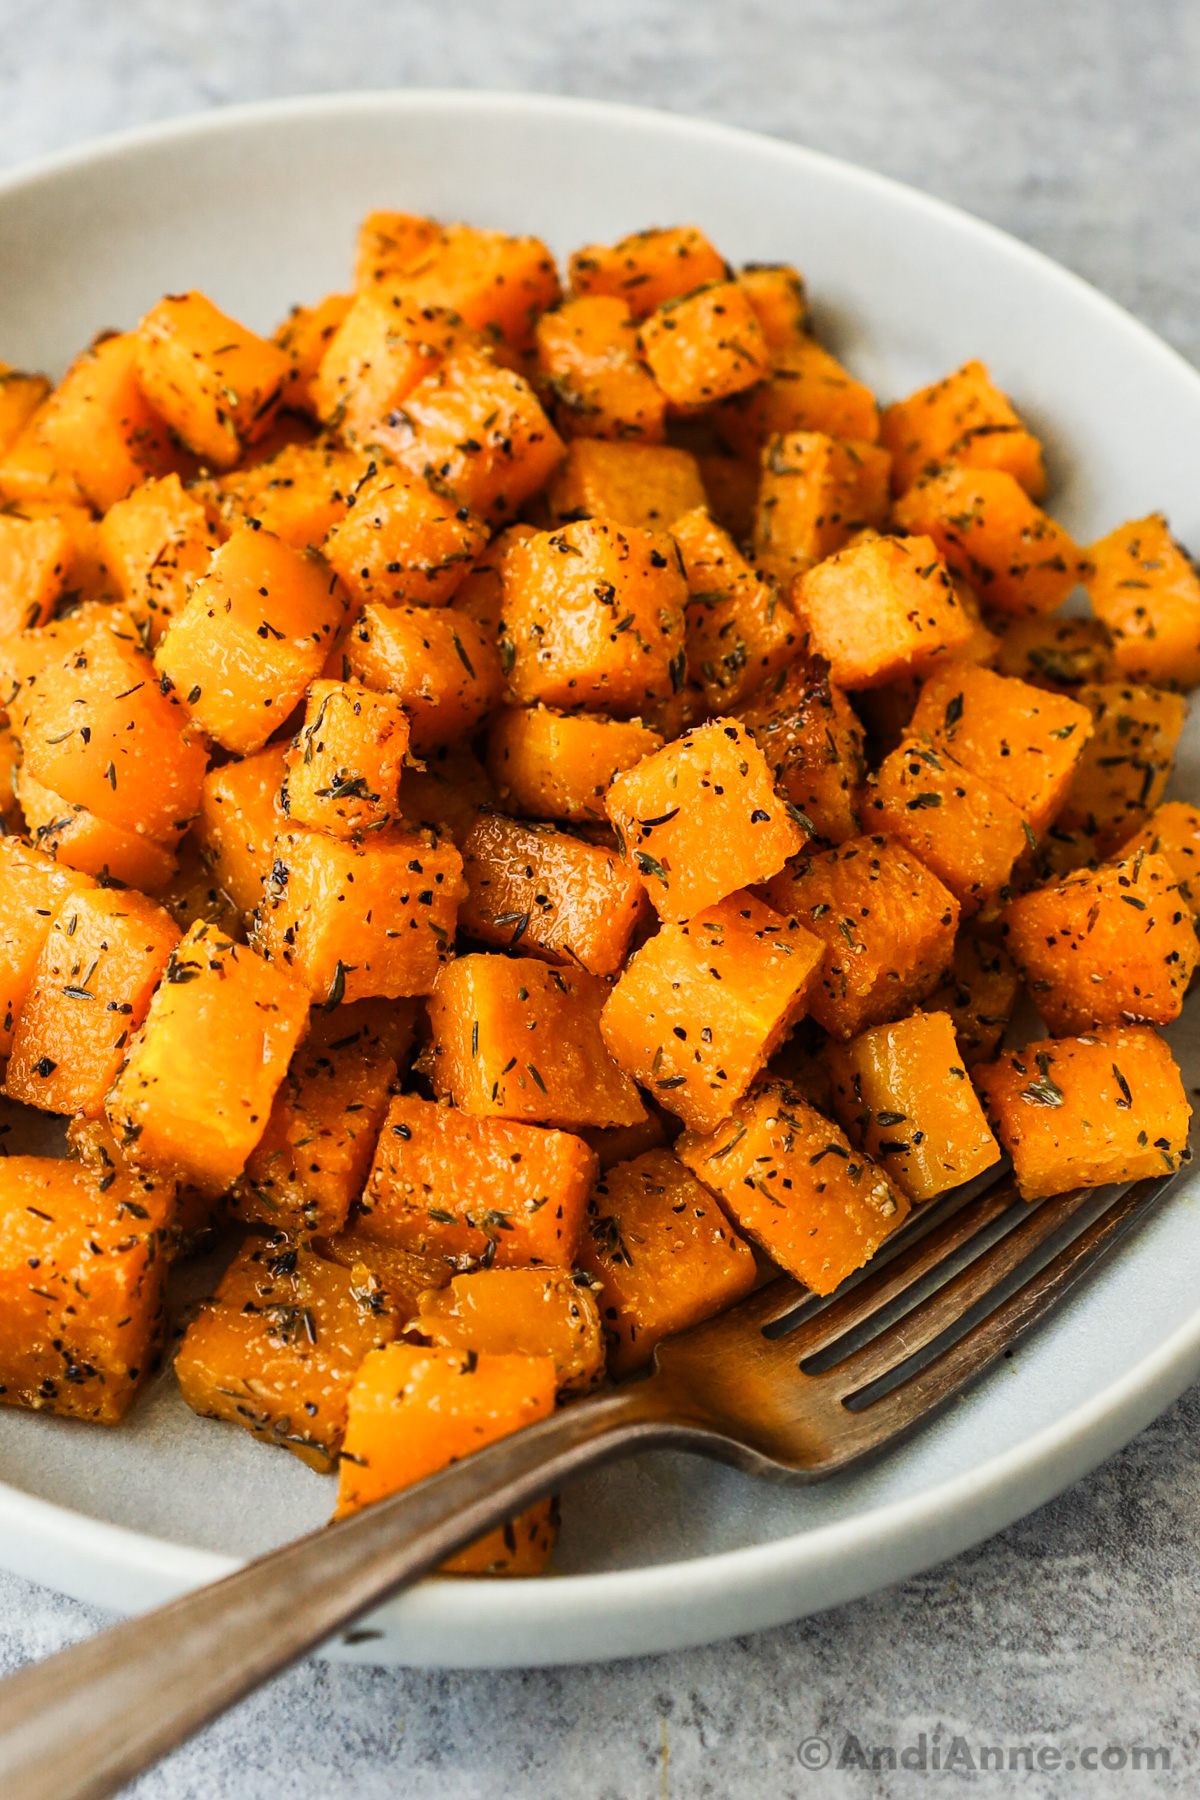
(0, 1380, 713, 1800)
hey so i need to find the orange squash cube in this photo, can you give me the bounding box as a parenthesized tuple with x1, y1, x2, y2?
(158, 836, 244, 941)
(446, 522, 538, 638)
(312, 291, 474, 443)
(36, 333, 187, 510)
(176, 1235, 400, 1471)
(193, 745, 287, 917)
(155, 527, 349, 754)
(765, 834, 959, 1039)
(605, 717, 807, 923)
(1119, 801, 1200, 909)
(893, 464, 1089, 616)
(637, 280, 768, 409)
(422, 954, 648, 1129)
(733, 654, 866, 845)
(793, 533, 973, 689)
(98, 473, 220, 644)
(677, 1083, 908, 1296)
(0, 836, 95, 1053)
(459, 812, 647, 977)
(135, 291, 290, 469)
(1085, 513, 1200, 689)
(716, 336, 880, 458)
(0, 1157, 172, 1423)
(500, 519, 687, 717)
(272, 291, 353, 413)
(322, 464, 489, 609)
(281, 679, 410, 838)
(991, 613, 1114, 691)
(880, 359, 1047, 498)
(368, 220, 561, 354)
(569, 226, 729, 319)
(577, 1150, 757, 1376)
(753, 431, 890, 583)
(697, 453, 760, 544)
(354, 210, 444, 288)
(486, 705, 662, 824)
(925, 932, 1021, 1067)
(0, 412, 88, 508)
(106, 921, 310, 1192)
(544, 439, 706, 532)
(828, 1010, 1001, 1202)
(534, 294, 667, 443)
(672, 506, 800, 710)
(6, 887, 180, 1118)
(342, 601, 502, 752)
(15, 769, 179, 892)
(1055, 682, 1187, 852)
(0, 364, 51, 457)
(417, 1269, 606, 1398)
(0, 601, 133, 730)
(0, 512, 73, 635)
(396, 740, 500, 845)
(736, 262, 810, 351)
(600, 891, 822, 1132)
(200, 437, 372, 551)
(974, 1026, 1191, 1200)
(9, 499, 112, 606)
(576, 1112, 671, 1172)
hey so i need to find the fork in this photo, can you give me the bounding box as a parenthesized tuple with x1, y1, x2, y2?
(0, 1157, 1187, 1800)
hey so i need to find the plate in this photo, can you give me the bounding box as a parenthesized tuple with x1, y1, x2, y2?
(2, 89, 1200, 1669)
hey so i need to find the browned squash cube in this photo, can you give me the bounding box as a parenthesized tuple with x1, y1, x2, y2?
(863, 734, 1029, 915)
(459, 812, 647, 977)
(98, 473, 220, 645)
(36, 333, 187, 511)
(735, 263, 810, 351)
(273, 291, 353, 413)
(544, 439, 706, 532)
(158, 836, 244, 941)
(793, 534, 973, 688)
(193, 745, 287, 918)
(765, 834, 959, 1039)
(880, 360, 1046, 498)
(1055, 682, 1187, 853)
(1119, 801, 1200, 909)
(569, 226, 730, 318)
(227, 997, 416, 1237)
(176, 1235, 400, 1471)
(0, 512, 73, 635)
(135, 291, 290, 469)
(254, 824, 464, 1003)
(0, 1157, 173, 1423)
(637, 280, 768, 409)
(342, 601, 502, 753)
(322, 465, 489, 609)
(6, 887, 180, 1118)
(367, 219, 561, 354)
(828, 1010, 1001, 1202)
(715, 336, 880, 458)
(1001, 853, 1198, 1033)
(753, 431, 890, 584)
(312, 291, 474, 442)
(201, 438, 371, 552)
(577, 1149, 757, 1376)
(733, 654, 866, 845)
(671, 506, 800, 711)
(106, 921, 310, 1192)
(14, 769, 179, 893)
(486, 705, 662, 824)
(893, 464, 1089, 616)
(974, 1026, 1191, 1200)
(281, 679, 410, 838)
(1085, 513, 1200, 689)
(990, 613, 1114, 692)
(924, 931, 1022, 1066)
(677, 1083, 908, 1296)
(422, 954, 647, 1129)
(606, 717, 808, 922)
(417, 1268, 606, 1398)
(358, 1090, 597, 1272)
(600, 891, 822, 1132)
(396, 741, 500, 845)
(697, 453, 760, 544)
(909, 662, 1093, 834)
(534, 295, 667, 444)
(500, 519, 687, 717)
(155, 527, 349, 755)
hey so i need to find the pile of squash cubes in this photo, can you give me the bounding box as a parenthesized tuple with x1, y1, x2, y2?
(0, 212, 1195, 1570)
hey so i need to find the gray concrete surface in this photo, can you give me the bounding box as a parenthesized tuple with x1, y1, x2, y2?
(2, 2, 1200, 1792)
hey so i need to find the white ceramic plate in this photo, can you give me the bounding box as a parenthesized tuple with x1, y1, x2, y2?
(2, 90, 1200, 1670)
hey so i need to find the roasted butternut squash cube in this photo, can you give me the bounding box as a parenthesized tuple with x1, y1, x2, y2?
(577, 1150, 756, 1376)
(281, 679, 410, 838)
(417, 1269, 605, 1398)
(893, 465, 1088, 617)
(753, 431, 889, 584)
(459, 812, 647, 977)
(697, 453, 759, 543)
(0, 415, 86, 509)
(316, 1232, 447, 1321)
(396, 740, 500, 845)
(545, 439, 706, 532)
(372, 346, 563, 526)
(423, 954, 648, 1128)
(254, 824, 463, 1003)
(828, 1010, 1001, 1202)
(577, 1111, 672, 1172)
(925, 932, 1021, 1066)
(991, 612, 1114, 691)
(273, 291, 353, 413)
(677, 1084, 908, 1295)
(864, 734, 1028, 915)
(10, 499, 112, 606)
(446, 522, 538, 638)
(1119, 801, 1200, 909)
(198, 437, 371, 552)
(672, 506, 800, 710)
(1001, 853, 1198, 1034)
(14, 769, 179, 892)
(1085, 513, 1200, 688)
(98, 473, 220, 645)
(358, 1091, 597, 1271)
(106, 922, 310, 1192)
(193, 745, 287, 918)
(569, 226, 729, 319)
(765, 834, 959, 1039)
(0, 1157, 172, 1423)
(880, 360, 1046, 499)
(500, 519, 687, 717)
(354, 210, 444, 288)
(176, 1236, 400, 1472)
(535, 294, 667, 443)
(155, 527, 349, 754)
(974, 1026, 1191, 1201)
(312, 292, 472, 441)
(342, 600, 501, 753)
(909, 662, 1093, 835)
(369, 220, 561, 355)
(487, 705, 662, 824)
(637, 280, 768, 409)
(0, 364, 51, 458)
(606, 718, 807, 923)
(1055, 682, 1187, 852)
(0, 721, 20, 832)
(0, 837, 95, 1053)
(6, 887, 180, 1118)
(36, 333, 187, 510)
(158, 836, 244, 941)
(227, 998, 414, 1237)
(0, 512, 73, 635)
(322, 465, 488, 610)
(600, 892, 822, 1132)
(0, 600, 120, 728)
(733, 654, 865, 845)
(793, 533, 972, 689)
(736, 263, 810, 351)
(716, 336, 880, 458)
(23, 623, 208, 849)
(135, 292, 290, 469)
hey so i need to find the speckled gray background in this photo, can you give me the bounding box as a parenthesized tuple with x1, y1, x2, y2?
(2, 2, 1200, 1794)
